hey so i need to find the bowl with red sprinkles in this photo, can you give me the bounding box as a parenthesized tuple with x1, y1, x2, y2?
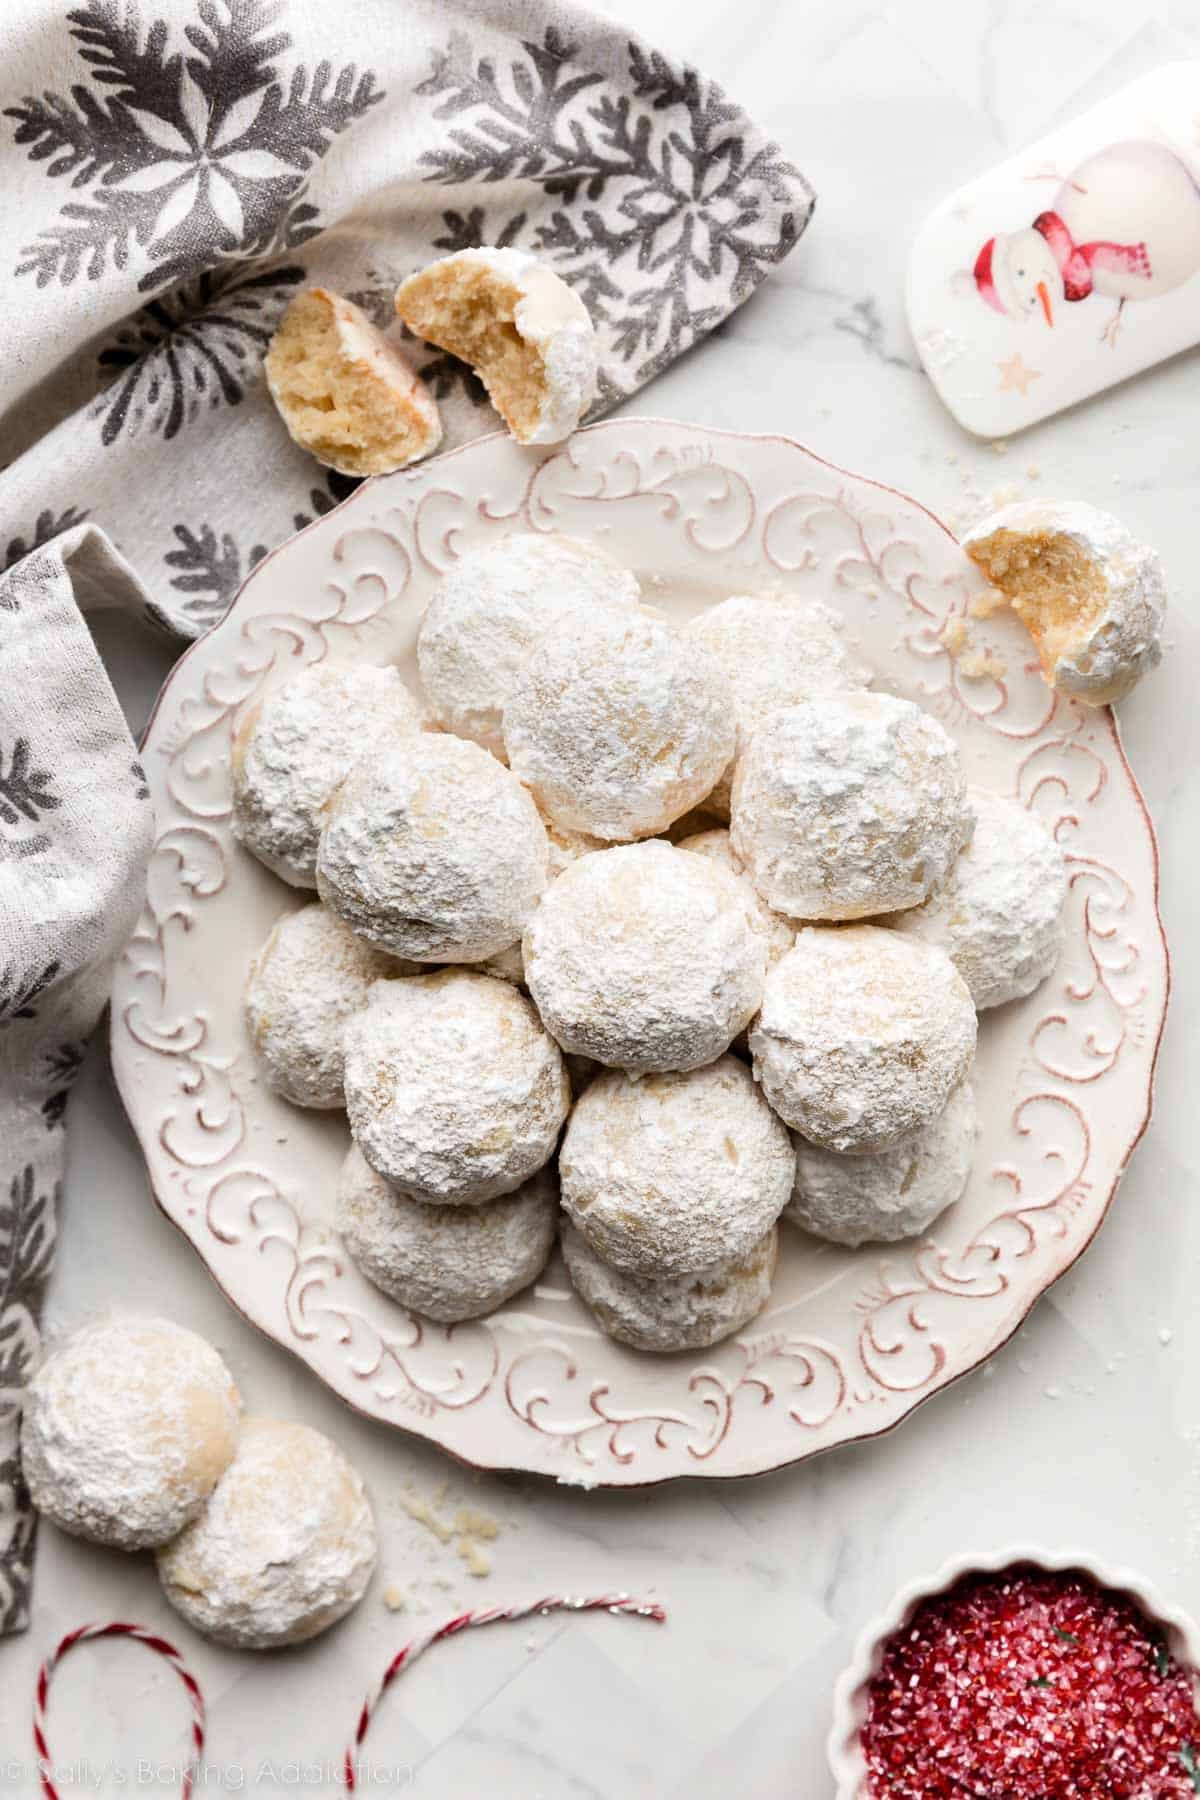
(829, 1546, 1200, 1799)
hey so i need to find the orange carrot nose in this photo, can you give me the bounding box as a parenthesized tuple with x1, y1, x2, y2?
(1036, 280, 1054, 327)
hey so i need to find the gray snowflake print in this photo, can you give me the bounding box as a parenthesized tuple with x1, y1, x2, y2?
(92, 259, 303, 443)
(416, 29, 812, 386)
(164, 516, 268, 625)
(2, 509, 92, 583)
(5, 0, 384, 292)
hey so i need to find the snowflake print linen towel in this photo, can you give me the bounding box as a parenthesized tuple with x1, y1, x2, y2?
(0, 0, 812, 633)
(0, 527, 155, 1634)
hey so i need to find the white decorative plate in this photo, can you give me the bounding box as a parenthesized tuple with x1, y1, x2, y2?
(110, 419, 1168, 1487)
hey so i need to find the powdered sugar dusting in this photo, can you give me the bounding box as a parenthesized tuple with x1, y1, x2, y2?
(750, 925, 977, 1153)
(561, 1218, 778, 1352)
(231, 663, 425, 889)
(559, 1057, 792, 1279)
(731, 692, 972, 921)
(343, 972, 568, 1204)
(22, 1318, 241, 1551)
(417, 533, 639, 760)
(524, 841, 767, 1074)
(337, 1147, 558, 1323)
(888, 788, 1068, 1009)
(156, 1417, 376, 1649)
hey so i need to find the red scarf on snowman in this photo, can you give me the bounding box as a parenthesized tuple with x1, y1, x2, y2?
(975, 214, 1152, 310)
(1032, 212, 1152, 300)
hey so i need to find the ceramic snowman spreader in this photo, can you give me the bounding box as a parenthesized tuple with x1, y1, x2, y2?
(908, 62, 1200, 435)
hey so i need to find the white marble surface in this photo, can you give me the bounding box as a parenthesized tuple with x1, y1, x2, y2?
(6, 1, 1200, 1793)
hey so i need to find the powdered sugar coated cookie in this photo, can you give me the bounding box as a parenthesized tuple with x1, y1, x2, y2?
(395, 248, 597, 445)
(888, 789, 1068, 1009)
(317, 733, 548, 963)
(503, 609, 736, 841)
(787, 1079, 977, 1247)
(231, 663, 425, 889)
(343, 971, 568, 1204)
(676, 828, 795, 967)
(686, 593, 868, 815)
(559, 1057, 793, 1279)
(244, 903, 409, 1108)
(962, 499, 1165, 707)
(22, 1318, 241, 1551)
(750, 925, 977, 1153)
(337, 1148, 558, 1323)
(731, 693, 972, 920)
(156, 1418, 375, 1649)
(418, 533, 640, 760)
(561, 1219, 778, 1352)
(524, 840, 767, 1074)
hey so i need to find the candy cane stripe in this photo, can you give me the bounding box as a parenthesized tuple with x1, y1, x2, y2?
(341, 1593, 665, 1792)
(33, 1621, 206, 1800)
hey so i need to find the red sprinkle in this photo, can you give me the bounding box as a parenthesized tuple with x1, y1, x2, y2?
(862, 1564, 1200, 1798)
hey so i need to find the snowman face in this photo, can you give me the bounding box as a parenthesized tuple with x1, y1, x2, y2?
(998, 230, 1060, 325)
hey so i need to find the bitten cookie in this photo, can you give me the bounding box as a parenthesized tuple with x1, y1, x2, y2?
(231, 663, 425, 889)
(157, 1418, 376, 1649)
(787, 1080, 977, 1247)
(343, 972, 568, 1204)
(395, 249, 597, 445)
(731, 692, 973, 921)
(265, 287, 442, 476)
(961, 500, 1165, 707)
(337, 1148, 558, 1323)
(21, 1318, 240, 1551)
(561, 1220, 778, 1353)
(503, 609, 736, 841)
(317, 733, 549, 963)
(559, 1058, 793, 1279)
(888, 789, 1068, 1009)
(244, 903, 408, 1108)
(750, 925, 977, 1153)
(418, 533, 640, 760)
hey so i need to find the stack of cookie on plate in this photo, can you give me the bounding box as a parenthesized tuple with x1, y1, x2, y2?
(235, 527, 1080, 1355)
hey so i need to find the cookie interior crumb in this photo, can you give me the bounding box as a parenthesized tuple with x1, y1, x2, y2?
(396, 260, 545, 440)
(964, 526, 1105, 677)
(266, 288, 437, 477)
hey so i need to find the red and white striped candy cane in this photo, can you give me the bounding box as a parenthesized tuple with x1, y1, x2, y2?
(33, 1621, 206, 1800)
(342, 1593, 666, 1791)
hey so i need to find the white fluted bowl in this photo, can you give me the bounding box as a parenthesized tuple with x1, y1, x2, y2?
(828, 1543, 1200, 1799)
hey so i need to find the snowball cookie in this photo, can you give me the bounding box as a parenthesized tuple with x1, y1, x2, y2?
(962, 500, 1165, 707)
(157, 1418, 375, 1649)
(677, 828, 795, 968)
(525, 841, 767, 1074)
(231, 662, 425, 888)
(504, 609, 736, 841)
(418, 533, 640, 759)
(787, 1080, 977, 1247)
(21, 1318, 240, 1551)
(479, 814, 604, 989)
(244, 903, 408, 1108)
(562, 1220, 778, 1353)
(396, 248, 597, 445)
(731, 692, 973, 921)
(343, 971, 568, 1204)
(559, 1058, 793, 1279)
(264, 286, 442, 477)
(888, 790, 1069, 1009)
(686, 594, 868, 816)
(750, 926, 977, 1153)
(317, 733, 548, 963)
(337, 1146, 557, 1323)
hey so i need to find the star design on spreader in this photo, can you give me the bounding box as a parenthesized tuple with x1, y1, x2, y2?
(997, 352, 1042, 397)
